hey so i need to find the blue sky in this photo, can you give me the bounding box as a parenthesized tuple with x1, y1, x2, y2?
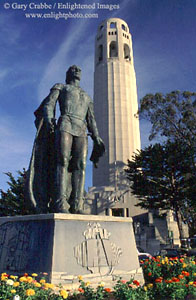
(0, 0, 196, 192)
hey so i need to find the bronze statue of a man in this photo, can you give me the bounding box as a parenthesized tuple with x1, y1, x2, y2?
(26, 65, 105, 214)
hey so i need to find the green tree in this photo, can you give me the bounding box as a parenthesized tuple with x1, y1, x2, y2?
(139, 90, 196, 145)
(137, 90, 196, 237)
(126, 141, 196, 244)
(0, 169, 35, 216)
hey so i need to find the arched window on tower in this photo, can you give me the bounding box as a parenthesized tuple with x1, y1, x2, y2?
(122, 24, 127, 32)
(98, 44, 103, 62)
(109, 41, 118, 58)
(110, 22, 116, 28)
(100, 25, 104, 32)
(124, 44, 131, 61)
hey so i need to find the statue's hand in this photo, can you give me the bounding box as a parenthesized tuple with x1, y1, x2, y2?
(94, 136, 105, 149)
(90, 136, 105, 168)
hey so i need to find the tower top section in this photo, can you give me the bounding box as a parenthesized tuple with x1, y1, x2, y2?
(95, 18, 133, 65)
(98, 18, 130, 35)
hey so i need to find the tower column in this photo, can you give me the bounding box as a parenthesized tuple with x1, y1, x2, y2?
(93, 18, 141, 187)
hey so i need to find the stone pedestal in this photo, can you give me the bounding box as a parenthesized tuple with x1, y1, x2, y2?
(0, 214, 143, 286)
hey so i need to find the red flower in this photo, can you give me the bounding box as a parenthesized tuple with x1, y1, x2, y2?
(133, 280, 140, 286)
(148, 272, 152, 276)
(157, 264, 161, 267)
(104, 288, 112, 293)
(78, 288, 84, 293)
(155, 278, 163, 283)
(172, 277, 180, 282)
(182, 271, 190, 277)
(165, 280, 172, 283)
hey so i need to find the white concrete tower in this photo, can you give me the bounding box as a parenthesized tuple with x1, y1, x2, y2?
(93, 18, 141, 187)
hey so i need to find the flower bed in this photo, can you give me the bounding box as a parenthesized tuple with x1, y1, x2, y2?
(0, 256, 196, 299)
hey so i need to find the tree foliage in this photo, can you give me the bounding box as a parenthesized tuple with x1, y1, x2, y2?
(0, 169, 34, 216)
(139, 90, 196, 145)
(135, 90, 196, 237)
(126, 141, 196, 238)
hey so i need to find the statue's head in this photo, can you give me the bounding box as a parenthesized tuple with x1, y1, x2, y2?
(66, 65, 81, 84)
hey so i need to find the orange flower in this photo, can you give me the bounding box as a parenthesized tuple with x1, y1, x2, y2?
(27, 276, 33, 283)
(128, 283, 137, 289)
(155, 278, 163, 283)
(178, 275, 184, 279)
(60, 290, 68, 299)
(40, 279, 46, 284)
(121, 280, 127, 284)
(78, 288, 84, 293)
(104, 288, 112, 293)
(13, 281, 20, 287)
(1, 273, 9, 281)
(19, 276, 28, 282)
(26, 289, 35, 296)
(34, 282, 41, 287)
(44, 282, 55, 289)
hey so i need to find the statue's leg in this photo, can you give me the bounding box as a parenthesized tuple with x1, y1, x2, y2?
(55, 131, 72, 213)
(69, 136, 88, 214)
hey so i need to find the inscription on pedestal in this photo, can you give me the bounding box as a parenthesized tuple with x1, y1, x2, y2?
(0, 222, 31, 272)
(74, 222, 122, 276)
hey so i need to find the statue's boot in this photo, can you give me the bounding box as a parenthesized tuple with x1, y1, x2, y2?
(70, 197, 85, 214)
(69, 166, 86, 214)
(54, 196, 70, 213)
(55, 157, 71, 213)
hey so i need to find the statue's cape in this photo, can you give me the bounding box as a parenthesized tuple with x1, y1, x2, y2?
(25, 97, 56, 213)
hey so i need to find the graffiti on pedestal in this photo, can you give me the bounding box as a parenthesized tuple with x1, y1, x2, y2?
(74, 222, 122, 276)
